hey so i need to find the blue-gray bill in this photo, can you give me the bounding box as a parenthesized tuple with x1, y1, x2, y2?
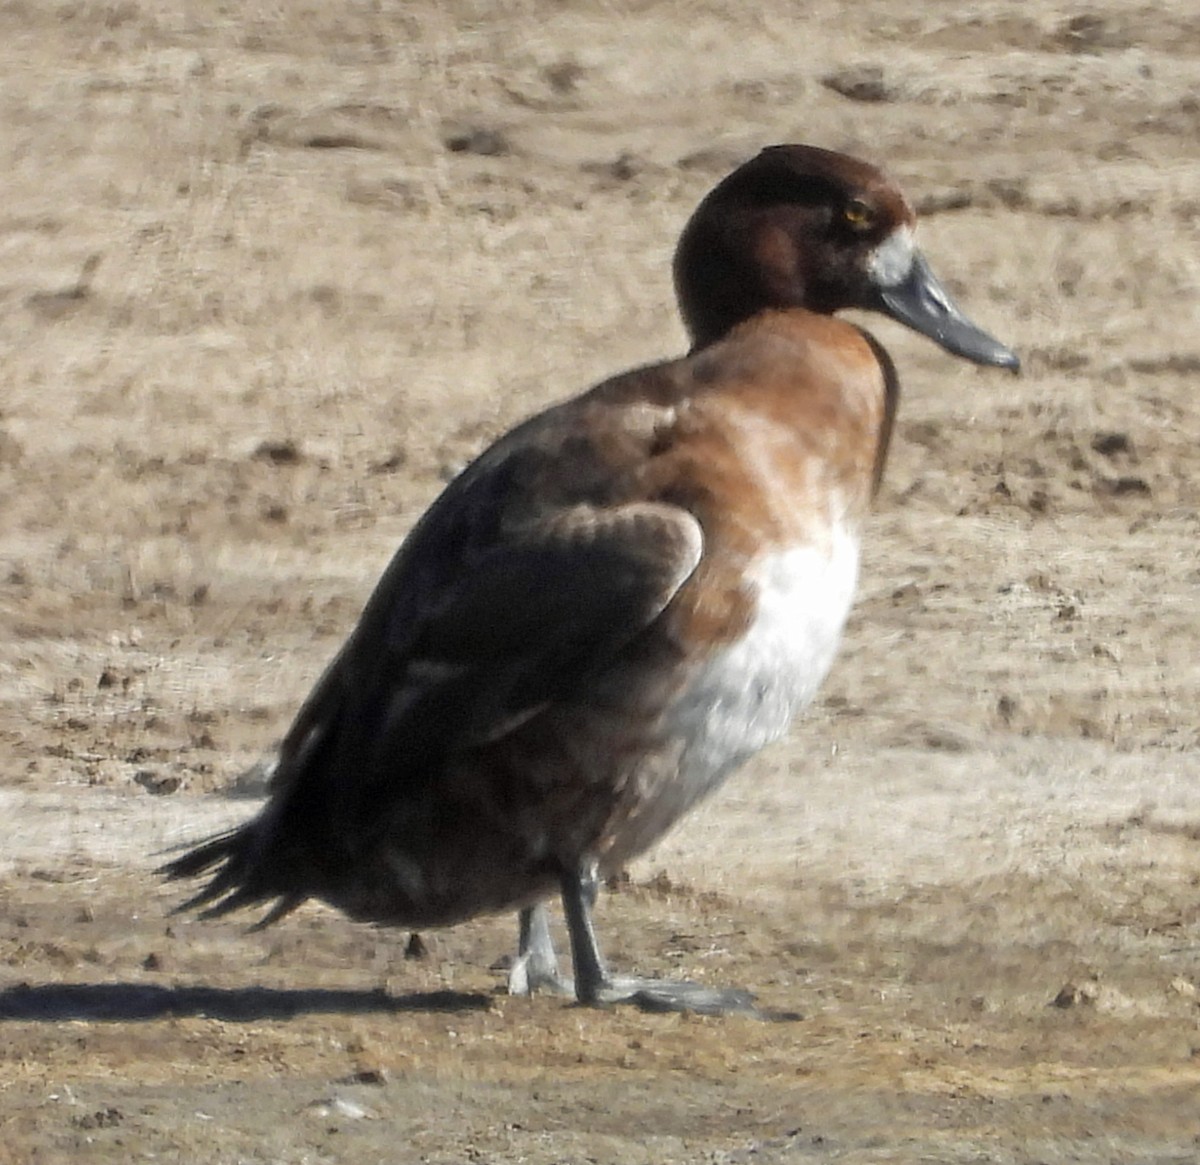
(878, 251, 1020, 372)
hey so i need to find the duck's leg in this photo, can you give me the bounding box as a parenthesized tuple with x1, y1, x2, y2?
(507, 902, 573, 997)
(559, 861, 760, 1016)
(559, 861, 608, 1003)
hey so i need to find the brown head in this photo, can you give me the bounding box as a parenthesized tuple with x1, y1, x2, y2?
(673, 144, 1019, 371)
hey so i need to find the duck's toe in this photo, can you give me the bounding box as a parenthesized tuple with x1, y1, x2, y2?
(594, 975, 764, 1018)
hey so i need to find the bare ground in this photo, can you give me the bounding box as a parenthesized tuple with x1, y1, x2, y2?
(1, 1, 1199, 1161)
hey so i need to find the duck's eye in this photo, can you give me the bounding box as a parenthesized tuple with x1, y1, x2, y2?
(842, 199, 876, 231)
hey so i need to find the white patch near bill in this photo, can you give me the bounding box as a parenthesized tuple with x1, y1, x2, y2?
(867, 225, 915, 288)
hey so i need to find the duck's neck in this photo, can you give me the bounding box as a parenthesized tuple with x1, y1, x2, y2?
(673, 216, 809, 352)
(687, 311, 901, 504)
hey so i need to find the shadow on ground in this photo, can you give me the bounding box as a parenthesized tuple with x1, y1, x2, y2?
(0, 982, 492, 1022)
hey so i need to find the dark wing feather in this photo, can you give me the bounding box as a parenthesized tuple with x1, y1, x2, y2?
(322, 499, 703, 818)
(399, 502, 703, 741)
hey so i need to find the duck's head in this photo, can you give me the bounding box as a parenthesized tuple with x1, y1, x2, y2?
(673, 144, 1019, 371)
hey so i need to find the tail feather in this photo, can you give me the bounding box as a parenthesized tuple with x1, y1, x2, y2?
(160, 826, 306, 927)
(161, 683, 343, 929)
(160, 829, 238, 883)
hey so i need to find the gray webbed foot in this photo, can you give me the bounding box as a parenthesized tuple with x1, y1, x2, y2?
(558, 863, 776, 1019)
(597, 975, 760, 1017)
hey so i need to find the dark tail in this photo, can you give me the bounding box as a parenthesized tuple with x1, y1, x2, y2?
(160, 822, 306, 931)
(163, 660, 349, 929)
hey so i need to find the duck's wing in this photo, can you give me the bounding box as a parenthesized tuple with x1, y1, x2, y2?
(164, 417, 703, 918)
(396, 500, 704, 744)
(273, 481, 704, 818)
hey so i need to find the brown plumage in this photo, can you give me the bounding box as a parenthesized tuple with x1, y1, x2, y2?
(164, 144, 1018, 1014)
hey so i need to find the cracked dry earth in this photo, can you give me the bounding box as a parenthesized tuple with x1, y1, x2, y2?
(1, 1, 1199, 1162)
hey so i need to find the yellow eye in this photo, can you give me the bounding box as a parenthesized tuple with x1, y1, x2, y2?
(842, 199, 876, 231)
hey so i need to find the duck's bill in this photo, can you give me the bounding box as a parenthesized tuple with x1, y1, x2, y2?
(876, 251, 1020, 372)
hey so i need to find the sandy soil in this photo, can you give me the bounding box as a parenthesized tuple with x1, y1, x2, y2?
(1, 1, 1199, 1161)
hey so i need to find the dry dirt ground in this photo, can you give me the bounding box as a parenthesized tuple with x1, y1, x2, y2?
(1, 1, 1199, 1161)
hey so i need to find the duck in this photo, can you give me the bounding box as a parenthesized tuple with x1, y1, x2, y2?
(164, 144, 1019, 1016)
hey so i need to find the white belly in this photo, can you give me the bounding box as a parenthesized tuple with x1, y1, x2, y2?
(545, 523, 862, 870)
(675, 524, 861, 783)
